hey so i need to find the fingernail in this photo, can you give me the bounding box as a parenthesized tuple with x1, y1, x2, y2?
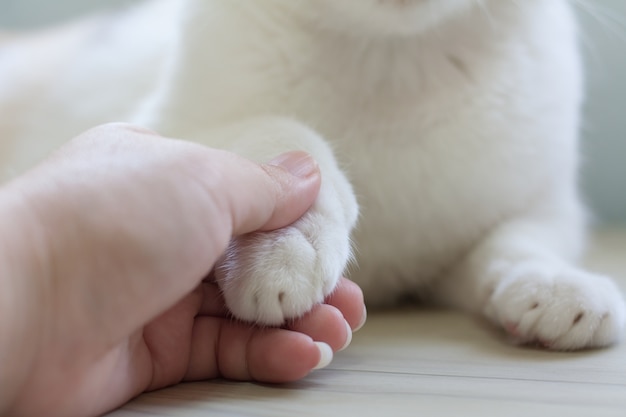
(354, 306, 367, 332)
(313, 342, 333, 370)
(269, 151, 318, 178)
(339, 320, 353, 352)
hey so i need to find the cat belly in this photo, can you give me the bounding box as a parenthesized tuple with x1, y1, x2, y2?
(340, 137, 507, 306)
(331, 108, 568, 307)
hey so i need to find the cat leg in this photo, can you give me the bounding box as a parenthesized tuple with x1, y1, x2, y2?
(195, 117, 358, 325)
(430, 213, 626, 350)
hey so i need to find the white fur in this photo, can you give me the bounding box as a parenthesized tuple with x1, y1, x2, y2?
(1, 0, 624, 349)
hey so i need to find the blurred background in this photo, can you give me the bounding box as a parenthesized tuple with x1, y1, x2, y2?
(1, 0, 625, 225)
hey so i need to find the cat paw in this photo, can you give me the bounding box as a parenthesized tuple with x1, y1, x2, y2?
(484, 260, 626, 350)
(215, 213, 352, 325)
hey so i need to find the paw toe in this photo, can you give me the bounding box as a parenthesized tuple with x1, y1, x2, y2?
(217, 223, 349, 325)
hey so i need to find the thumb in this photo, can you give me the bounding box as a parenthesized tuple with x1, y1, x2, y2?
(219, 150, 322, 237)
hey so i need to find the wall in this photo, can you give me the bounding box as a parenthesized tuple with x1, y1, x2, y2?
(0, 0, 134, 27)
(1, 0, 625, 224)
(577, 0, 626, 224)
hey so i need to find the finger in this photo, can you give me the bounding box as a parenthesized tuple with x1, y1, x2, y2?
(198, 149, 321, 240)
(324, 277, 367, 331)
(287, 304, 352, 352)
(197, 281, 229, 317)
(68, 125, 321, 248)
(184, 317, 331, 383)
(258, 151, 321, 231)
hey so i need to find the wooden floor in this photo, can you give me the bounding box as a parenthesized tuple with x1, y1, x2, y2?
(109, 229, 626, 417)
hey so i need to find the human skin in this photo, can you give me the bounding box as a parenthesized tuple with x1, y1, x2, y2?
(0, 124, 366, 417)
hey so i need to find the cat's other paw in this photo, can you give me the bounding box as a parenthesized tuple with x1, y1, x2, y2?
(215, 212, 353, 325)
(484, 260, 626, 350)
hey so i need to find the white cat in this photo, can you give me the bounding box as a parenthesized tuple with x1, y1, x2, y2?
(1, 0, 624, 350)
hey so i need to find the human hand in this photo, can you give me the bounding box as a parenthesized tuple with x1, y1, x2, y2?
(0, 124, 366, 417)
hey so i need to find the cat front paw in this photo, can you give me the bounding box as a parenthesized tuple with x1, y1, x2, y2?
(484, 260, 626, 350)
(216, 213, 353, 325)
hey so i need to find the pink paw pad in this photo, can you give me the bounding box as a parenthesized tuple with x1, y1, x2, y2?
(504, 322, 521, 338)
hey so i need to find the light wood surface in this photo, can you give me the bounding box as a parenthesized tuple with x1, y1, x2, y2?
(109, 229, 626, 417)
